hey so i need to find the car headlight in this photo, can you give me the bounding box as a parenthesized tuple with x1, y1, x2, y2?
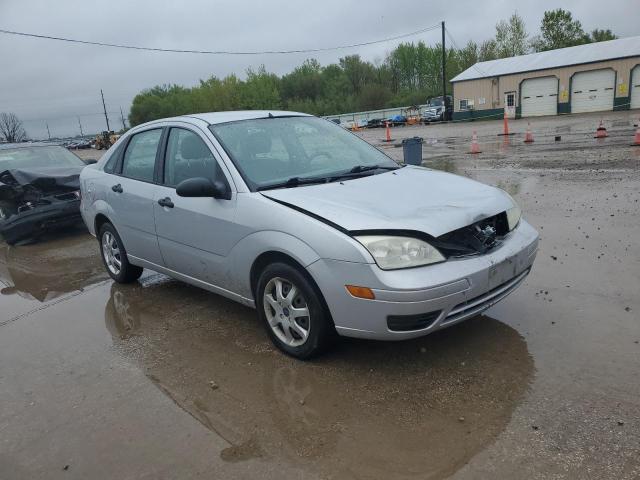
(506, 204, 521, 231)
(354, 235, 445, 270)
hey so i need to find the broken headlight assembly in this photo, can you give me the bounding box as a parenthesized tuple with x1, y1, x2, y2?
(355, 235, 446, 270)
(506, 203, 521, 231)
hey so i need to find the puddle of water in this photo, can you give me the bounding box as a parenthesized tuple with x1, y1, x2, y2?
(103, 278, 534, 478)
(0, 232, 108, 319)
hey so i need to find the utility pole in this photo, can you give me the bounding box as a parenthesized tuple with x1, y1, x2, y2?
(46, 122, 51, 141)
(119, 106, 127, 131)
(100, 89, 110, 132)
(77, 117, 84, 137)
(441, 21, 448, 120)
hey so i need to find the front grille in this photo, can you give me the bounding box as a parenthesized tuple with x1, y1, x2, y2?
(387, 310, 441, 332)
(442, 268, 530, 325)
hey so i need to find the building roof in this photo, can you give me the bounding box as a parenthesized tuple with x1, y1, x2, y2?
(451, 36, 640, 83)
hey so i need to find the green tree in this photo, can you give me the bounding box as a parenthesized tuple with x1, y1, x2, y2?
(339, 55, 376, 94)
(495, 13, 529, 57)
(479, 39, 499, 61)
(531, 9, 587, 52)
(588, 29, 617, 43)
(458, 40, 479, 71)
(240, 66, 281, 110)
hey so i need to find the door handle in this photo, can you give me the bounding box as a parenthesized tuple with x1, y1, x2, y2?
(111, 183, 123, 193)
(158, 197, 174, 208)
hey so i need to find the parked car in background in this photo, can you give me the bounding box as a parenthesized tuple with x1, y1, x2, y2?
(80, 111, 538, 359)
(421, 95, 453, 123)
(0, 143, 91, 245)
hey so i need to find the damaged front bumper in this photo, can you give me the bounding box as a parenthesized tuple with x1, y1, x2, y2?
(0, 197, 82, 244)
(307, 219, 539, 340)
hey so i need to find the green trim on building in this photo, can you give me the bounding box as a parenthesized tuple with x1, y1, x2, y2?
(614, 96, 630, 110)
(452, 108, 503, 122)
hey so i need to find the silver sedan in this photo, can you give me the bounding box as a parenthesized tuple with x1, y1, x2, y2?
(80, 111, 538, 358)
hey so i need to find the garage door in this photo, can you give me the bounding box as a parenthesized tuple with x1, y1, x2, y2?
(571, 69, 615, 113)
(521, 77, 558, 117)
(631, 65, 640, 110)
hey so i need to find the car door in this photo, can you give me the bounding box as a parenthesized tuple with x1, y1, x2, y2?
(153, 126, 240, 288)
(107, 128, 164, 265)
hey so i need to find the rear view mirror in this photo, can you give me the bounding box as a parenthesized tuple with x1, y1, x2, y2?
(176, 177, 231, 200)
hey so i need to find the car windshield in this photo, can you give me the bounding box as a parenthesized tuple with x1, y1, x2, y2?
(210, 116, 398, 191)
(0, 146, 85, 170)
(429, 99, 443, 107)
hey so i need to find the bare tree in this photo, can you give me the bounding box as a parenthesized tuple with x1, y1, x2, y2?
(0, 112, 27, 143)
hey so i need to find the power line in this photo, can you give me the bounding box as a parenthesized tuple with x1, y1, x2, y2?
(0, 24, 441, 55)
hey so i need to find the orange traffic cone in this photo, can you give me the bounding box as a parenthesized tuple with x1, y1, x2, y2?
(383, 121, 393, 142)
(632, 124, 640, 146)
(524, 123, 534, 143)
(498, 110, 513, 136)
(595, 119, 608, 138)
(469, 130, 481, 154)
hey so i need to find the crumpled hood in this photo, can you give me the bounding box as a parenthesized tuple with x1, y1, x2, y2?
(0, 166, 82, 195)
(261, 166, 513, 238)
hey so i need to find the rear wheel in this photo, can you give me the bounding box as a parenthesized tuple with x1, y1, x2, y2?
(99, 223, 143, 283)
(256, 262, 334, 359)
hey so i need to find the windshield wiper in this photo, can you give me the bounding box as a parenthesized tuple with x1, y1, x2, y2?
(348, 164, 403, 174)
(325, 164, 404, 181)
(256, 164, 403, 191)
(256, 175, 329, 191)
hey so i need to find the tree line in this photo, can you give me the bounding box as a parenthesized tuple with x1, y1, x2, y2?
(1, 8, 619, 140)
(128, 9, 617, 126)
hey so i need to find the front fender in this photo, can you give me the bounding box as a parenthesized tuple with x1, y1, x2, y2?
(227, 230, 321, 300)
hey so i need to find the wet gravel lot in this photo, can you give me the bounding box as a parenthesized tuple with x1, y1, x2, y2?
(1, 111, 639, 479)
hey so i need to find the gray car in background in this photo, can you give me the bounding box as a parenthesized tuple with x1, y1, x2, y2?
(80, 111, 538, 358)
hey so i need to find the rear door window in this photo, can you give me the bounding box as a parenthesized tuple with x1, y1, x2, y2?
(121, 129, 162, 182)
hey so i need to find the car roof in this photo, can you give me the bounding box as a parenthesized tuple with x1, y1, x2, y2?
(141, 110, 311, 128)
(0, 142, 61, 150)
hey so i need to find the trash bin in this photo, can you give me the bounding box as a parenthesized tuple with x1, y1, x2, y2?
(402, 137, 423, 165)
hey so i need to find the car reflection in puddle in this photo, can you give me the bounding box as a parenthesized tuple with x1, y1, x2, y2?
(0, 232, 106, 302)
(104, 275, 534, 479)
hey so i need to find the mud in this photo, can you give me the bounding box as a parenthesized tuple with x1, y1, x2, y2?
(1, 111, 639, 479)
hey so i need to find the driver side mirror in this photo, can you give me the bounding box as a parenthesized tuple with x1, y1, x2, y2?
(176, 177, 231, 200)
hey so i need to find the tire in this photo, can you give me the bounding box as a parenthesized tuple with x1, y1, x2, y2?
(256, 262, 334, 359)
(98, 223, 143, 283)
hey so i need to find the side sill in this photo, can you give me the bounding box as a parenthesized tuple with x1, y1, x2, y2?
(127, 255, 256, 308)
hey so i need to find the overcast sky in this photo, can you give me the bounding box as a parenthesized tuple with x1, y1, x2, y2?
(1, 0, 637, 139)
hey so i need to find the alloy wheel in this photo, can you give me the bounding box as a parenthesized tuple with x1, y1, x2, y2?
(263, 277, 310, 347)
(101, 231, 122, 276)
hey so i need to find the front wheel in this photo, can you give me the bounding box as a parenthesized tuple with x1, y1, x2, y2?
(99, 223, 143, 283)
(256, 262, 334, 359)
